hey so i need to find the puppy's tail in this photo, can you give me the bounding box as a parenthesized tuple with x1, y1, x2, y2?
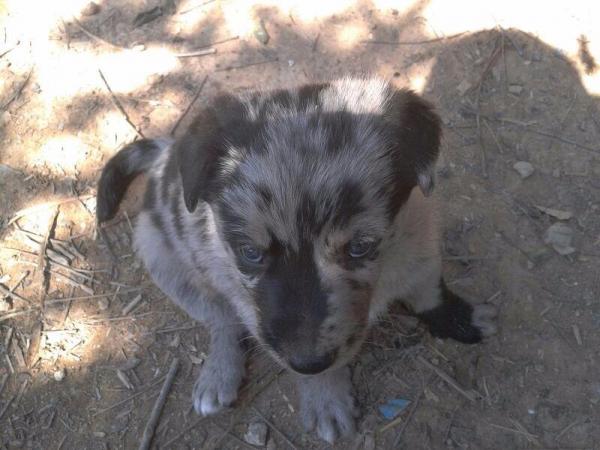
(97, 138, 172, 223)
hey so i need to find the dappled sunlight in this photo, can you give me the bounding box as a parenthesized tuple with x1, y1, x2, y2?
(1, 0, 600, 447)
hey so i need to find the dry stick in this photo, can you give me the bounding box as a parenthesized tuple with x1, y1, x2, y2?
(392, 390, 423, 446)
(482, 118, 504, 154)
(0, 282, 31, 305)
(175, 47, 216, 58)
(0, 308, 39, 323)
(1, 67, 33, 110)
(0, 394, 15, 420)
(252, 406, 298, 450)
(161, 416, 208, 448)
(361, 31, 466, 45)
(92, 375, 167, 417)
(36, 206, 59, 303)
(463, 108, 600, 155)
(215, 57, 279, 72)
(44, 287, 142, 306)
(170, 75, 208, 136)
(8, 195, 94, 226)
(474, 36, 503, 179)
(139, 358, 180, 450)
(416, 355, 478, 402)
(98, 69, 145, 138)
(487, 421, 540, 441)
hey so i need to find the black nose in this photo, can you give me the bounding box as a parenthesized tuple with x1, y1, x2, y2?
(289, 352, 335, 375)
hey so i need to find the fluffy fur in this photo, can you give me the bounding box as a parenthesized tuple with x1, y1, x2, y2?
(97, 77, 497, 443)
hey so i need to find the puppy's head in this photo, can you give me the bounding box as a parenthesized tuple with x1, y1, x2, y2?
(176, 78, 441, 374)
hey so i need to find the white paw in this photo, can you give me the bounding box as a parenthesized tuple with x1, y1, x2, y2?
(192, 357, 244, 416)
(472, 303, 498, 337)
(299, 367, 359, 444)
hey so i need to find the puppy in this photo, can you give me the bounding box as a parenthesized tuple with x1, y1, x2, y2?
(96, 77, 497, 443)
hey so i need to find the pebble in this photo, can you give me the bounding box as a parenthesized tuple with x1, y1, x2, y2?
(0, 110, 11, 126)
(513, 161, 534, 179)
(509, 84, 524, 95)
(53, 369, 66, 381)
(244, 421, 268, 446)
(544, 223, 575, 255)
(97, 297, 109, 310)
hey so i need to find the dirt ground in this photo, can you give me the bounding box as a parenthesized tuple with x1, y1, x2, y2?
(1, 0, 600, 449)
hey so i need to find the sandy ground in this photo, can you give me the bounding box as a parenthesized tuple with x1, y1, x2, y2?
(1, 0, 600, 448)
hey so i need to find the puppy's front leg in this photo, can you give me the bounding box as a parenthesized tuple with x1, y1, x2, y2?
(295, 366, 359, 444)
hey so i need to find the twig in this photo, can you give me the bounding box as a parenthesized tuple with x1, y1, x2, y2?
(216, 57, 279, 72)
(139, 358, 180, 450)
(482, 118, 504, 153)
(178, 0, 216, 14)
(170, 75, 208, 136)
(8, 195, 94, 226)
(0, 394, 15, 420)
(1, 67, 33, 110)
(462, 107, 600, 154)
(122, 294, 143, 315)
(0, 282, 31, 305)
(0, 373, 8, 396)
(92, 375, 166, 417)
(416, 355, 478, 402)
(161, 416, 208, 448)
(19, 260, 94, 294)
(361, 31, 466, 46)
(175, 48, 216, 58)
(37, 206, 59, 302)
(474, 36, 503, 178)
(98, 69, 145, 138)
(0, 308, 39, 323)
(487, 420, 541, 445)
(252, 406, 298, 449)
(555, 419, 583, 441)
(392, 390, 423, 446)
(44, 287, 142, 306)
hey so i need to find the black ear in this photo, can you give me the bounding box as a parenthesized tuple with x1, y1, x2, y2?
(384, 89, 442, 211)
(176, 94, 247, 212)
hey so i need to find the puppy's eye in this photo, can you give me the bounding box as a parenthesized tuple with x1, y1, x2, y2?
(348, 238, 375, 258)
(239, 244, 264, 264)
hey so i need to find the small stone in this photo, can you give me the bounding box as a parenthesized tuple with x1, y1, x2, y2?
(97, 297, 109, 310)
(93, 431, 106, 438)
(53, 369, 66, 381)
(534, 205, 573, 221)
(513, 161, 534, 179)
(0, 300, 10, 312)
(509, 84, 524, 95)
(244, 421, 268, 446)
(168, 334, 180, 348)
(0, 110, 11, 126)
(544, 223, 575, 255)
(287, 59, 294, 67)
(552, 168, 561, 178)
(82, 2, 101, 16)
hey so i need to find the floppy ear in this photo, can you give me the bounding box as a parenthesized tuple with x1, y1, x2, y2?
(384, 88, 442, 211)
(175, 94, 247, 212)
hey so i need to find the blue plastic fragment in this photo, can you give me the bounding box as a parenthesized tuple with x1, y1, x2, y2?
(378, 398, 411, 420)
